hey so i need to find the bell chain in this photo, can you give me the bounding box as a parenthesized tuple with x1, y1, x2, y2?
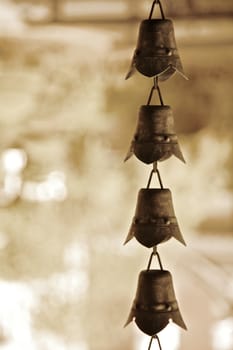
(123, 1, 188, 348)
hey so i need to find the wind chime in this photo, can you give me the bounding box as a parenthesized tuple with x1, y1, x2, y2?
(123, 1, 188, 348)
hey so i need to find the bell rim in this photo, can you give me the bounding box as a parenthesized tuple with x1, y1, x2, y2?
(134, 308, 187, 331)
(138, 188, 171, 193)
(140, 18, 173, 25)
(140, 104, 171, 110)
(139, 268, 171, 275)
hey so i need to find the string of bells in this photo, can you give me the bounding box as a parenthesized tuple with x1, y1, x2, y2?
(123, 1, 188, 349)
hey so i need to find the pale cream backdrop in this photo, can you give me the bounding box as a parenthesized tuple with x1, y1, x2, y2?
(0, 1, 232, 350)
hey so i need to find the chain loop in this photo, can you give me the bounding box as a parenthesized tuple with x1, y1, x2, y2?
(147, 247, 163, 270)
(146, 77, 164, 106)
(148, 335, 163, 350)
(148, 0, 165, 20)
(146, 166, 164, 189)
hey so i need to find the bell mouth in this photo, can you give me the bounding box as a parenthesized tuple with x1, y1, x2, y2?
(134, 308, 187, 335)
(132, 216, 178, 247)
(134, 226, 171, 247)
(133, 222, 186, 247)
(133, 141, 185, 164)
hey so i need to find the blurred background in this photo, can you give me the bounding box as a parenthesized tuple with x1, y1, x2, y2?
(0, 0, 232, 349)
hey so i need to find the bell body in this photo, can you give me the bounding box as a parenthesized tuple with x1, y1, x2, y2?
(126, 105, 185, 164)
(126, 19, 186, 81)
(125, 269, 187, 335)
(124, 188, 186, 247)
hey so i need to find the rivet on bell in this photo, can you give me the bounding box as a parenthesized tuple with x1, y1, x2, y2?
(164, 218, 170, 225)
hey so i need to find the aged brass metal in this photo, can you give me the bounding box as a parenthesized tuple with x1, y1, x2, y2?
(125, 269, 187, 335)
(125, 105, 185, 164)
(124, 188, 186, 247)
(126, 19, 187, 81)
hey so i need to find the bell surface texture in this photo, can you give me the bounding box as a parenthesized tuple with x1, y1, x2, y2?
(124, 188, 186, 247)
(125, 269, 187, 335)
(126, 19, 187, 81)
(125, 105, 185, 164)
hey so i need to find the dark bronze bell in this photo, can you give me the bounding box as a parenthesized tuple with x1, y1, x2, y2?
(126, 19, 187, 81)
(125, 105, 185, 164)
(124, 188, 186, 247)
(125, 269, 187, 335)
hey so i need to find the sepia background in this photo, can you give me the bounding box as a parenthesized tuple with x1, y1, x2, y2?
(0, 0, 232, 349)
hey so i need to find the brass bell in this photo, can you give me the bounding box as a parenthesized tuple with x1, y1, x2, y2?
(125, 269, 187, 335)
(125, 105, 185, 164)
(126, 19, 187, 81)
(124, 188, 186, 247)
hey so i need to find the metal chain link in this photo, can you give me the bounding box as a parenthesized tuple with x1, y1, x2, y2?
(146, 77, 164, 106)
(148, 0, 165, 20)
(148, 335, 163, 350)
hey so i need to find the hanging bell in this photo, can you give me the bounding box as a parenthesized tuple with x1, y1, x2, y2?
(126, 19, 187, 81)
(125, 269, 187, 335)
(125, 105, 185, 164)
(125, 270, 187, 336)
(124, 188, 186, 247)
